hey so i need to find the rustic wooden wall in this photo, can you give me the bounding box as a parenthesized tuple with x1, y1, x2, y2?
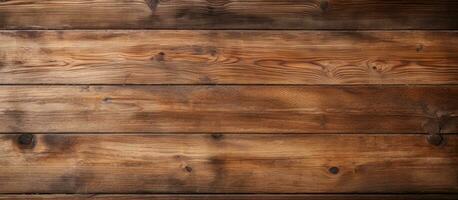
(0, 0, 457, 199)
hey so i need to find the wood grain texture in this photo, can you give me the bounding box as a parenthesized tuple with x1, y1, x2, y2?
(0, 134, 456, 193)
(0, 86, 457, 133)
(1, 31, 458, 84)
(2, 194, 458, 200)
(0, 0, 457, 29)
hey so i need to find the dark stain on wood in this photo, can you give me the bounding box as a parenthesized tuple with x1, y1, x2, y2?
(4, 110, 25, 132)
(11, 31, 43, 39)
(209, 156, 227, 188)
(416, 43, 424, 52)
(173, 7, 274, 27)
(42, 135, 77, 153)
(211, 133, 224, 141)
(51, 171, 95, 193)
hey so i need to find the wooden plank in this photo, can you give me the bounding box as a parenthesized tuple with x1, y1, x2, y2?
(0, 0, 457, 29)
(2, 194, 458, 200)
(1, 86, 457, 133)
(0, 134, 456, 193)
(1, 31, 458, 84)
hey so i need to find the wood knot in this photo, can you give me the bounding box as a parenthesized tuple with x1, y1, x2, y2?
(328, 166, 339, 174)
(320, 0, 329, 11)
(368, 60, 386, 73)
(422, 112, 451, 146)
(17, 134, 36, 148)
(185, 165, 193, 173)
(145, 0, 159, 12)
(152, 52, 165, 62)
(426, 134, 443, 146)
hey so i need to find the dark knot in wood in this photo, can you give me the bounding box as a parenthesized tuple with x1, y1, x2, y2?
(422, 113, 450, 146)
(328, 166, 339, 174)
(145, 0, 159, 13)
(426, 134, 443, 146)
(18, 134, 36, 148)
(320, 0, 329, 11)
(185, 165, 193, 173)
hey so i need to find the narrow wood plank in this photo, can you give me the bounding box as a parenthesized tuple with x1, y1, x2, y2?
(0, 86, 456, 133)
(2, 194, 458, 200)
(0, 0, 457, 29)
(1, 31, 458, 84)
(0, 134, 456, 193)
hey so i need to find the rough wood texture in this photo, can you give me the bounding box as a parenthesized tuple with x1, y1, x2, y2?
(0, 134, 456, 193)
(0, 86, 457, 133)
(2, 194, 458, 200)
(0, 0, 457, 29)
(1, 31, 458, 84)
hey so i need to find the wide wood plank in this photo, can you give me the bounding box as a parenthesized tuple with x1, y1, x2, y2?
(0, 134, 456, 193)
(0, 86, 456, 133)
(1, 31, 458, 84)
(2, 194, 458, 200)
(0, 0, 458, 29)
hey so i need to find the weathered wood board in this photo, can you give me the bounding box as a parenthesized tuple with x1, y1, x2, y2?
(0, 31, 457, 84)
(1, 194, 458, 200)
(0, 86, 456, 133)
(1, 0, 457, 198)
(0, 134, 456, 193)
(0, 0, 457, 29)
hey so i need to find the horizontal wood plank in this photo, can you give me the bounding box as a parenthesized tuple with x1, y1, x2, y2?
(0, 0, 458, 29)
(0, 86, 457, 133)
(1, 31, 458, 84)
(2, 194, 458, 200)
(0, 134, 456, 193)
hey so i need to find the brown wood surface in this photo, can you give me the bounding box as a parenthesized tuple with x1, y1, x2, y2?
(1, 31, 458, 84)
(1, 194, 458, 200)
(1, 86, 457, 133)
(0, 134, 456, 193)
(1, 0, 457, 197)
(0, 0, 458, 29)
